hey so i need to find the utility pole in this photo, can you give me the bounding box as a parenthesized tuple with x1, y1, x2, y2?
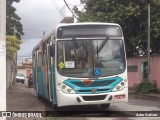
(0, 0, 6, 115)
(43, 31, 45, 39)
(13, 25, 17, 85)
(147, 4, 151, 80)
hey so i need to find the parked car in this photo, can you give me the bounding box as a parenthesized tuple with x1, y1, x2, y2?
(16, 73, 25, 84)
(28, 73, 33, 87)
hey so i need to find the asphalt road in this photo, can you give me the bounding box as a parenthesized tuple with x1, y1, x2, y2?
(30, 86, 160, 119)
(7, 81, 160, 120)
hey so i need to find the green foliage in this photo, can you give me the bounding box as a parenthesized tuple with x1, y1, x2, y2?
(6, 36, 22, 60)
(134, 80, 157, 94)
(6, 0, 24, 39)
(75, 0, 160, 57)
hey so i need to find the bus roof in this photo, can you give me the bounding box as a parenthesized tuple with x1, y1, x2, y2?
(32, 22, 121, 51)
(56, 22, 120, 28)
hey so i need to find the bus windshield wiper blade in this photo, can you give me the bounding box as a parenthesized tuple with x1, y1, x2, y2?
(97, 36, 109, 53)
(96, 36, 109, 60)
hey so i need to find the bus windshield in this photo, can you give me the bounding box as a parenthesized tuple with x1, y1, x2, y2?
(57, 39, 125, 78)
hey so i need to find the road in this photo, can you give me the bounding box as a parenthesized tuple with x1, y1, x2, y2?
(7, 81, 160, 120)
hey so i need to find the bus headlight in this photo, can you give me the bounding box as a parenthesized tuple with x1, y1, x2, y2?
(67, 89, 72, 93)
(62, 85, 66, 89)
(112, 80, 127, 92)
(58, 83, 76, 94)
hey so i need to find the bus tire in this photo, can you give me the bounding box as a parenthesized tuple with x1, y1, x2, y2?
(100, 103, 110, 110)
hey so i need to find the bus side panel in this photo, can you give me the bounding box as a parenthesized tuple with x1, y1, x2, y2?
(42, 66, 49, 99)
(51, 64, 57, 105)
(37, 67, 44, 96)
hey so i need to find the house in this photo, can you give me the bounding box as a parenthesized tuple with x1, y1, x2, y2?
(127, 55, 160, 90)
(17, 58, 32, 80)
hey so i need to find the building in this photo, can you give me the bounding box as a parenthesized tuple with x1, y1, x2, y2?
(17, 58, 32, 80)
(127, 55, 160, 90)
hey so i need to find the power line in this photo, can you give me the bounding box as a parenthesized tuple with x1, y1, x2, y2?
(50, 0, 65, 17)
(63, 0, 78, 20)
(51, 0, 61, 10)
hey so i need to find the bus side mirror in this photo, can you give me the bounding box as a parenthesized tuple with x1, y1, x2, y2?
(50, 45, 55, 57)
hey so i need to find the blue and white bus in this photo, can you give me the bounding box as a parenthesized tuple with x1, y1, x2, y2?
(32, 23, 128, 110)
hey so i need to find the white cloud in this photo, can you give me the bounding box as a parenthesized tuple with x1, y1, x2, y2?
(13, 0, 81, 40)
(13, 0, 62, 39)
(13, 0, 81, 60)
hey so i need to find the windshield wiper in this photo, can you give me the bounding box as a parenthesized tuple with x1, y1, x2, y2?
(97, 36, 109, 53)
(96, 36, 109, 60)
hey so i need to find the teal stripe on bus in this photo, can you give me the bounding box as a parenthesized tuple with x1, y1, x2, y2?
(63, 77, 123, 94)
(51, 64, 57, 105)
(37, 67, 44, 96)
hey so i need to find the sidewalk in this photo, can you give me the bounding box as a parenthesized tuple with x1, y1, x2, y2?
(129, 90, 160, 101)
(7, 81, 46, 120)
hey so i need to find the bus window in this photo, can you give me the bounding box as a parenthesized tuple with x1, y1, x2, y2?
(50, 44, 55, 57)
(57, 39, 125, 78)
(37, 51, 43, 67)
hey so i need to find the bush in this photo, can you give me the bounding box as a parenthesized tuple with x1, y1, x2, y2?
(134, 80, 157, 94)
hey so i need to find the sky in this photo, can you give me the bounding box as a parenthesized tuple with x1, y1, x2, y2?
(13, 0, 81, 62)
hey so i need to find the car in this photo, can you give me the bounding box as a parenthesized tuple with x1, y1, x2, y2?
(28, 73, 33, 87)
(16, 73, 25, 84)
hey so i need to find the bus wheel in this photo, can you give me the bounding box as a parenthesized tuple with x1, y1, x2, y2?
(100, 103, 110, 110)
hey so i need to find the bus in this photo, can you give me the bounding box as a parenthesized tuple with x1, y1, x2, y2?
(32, 23, 128, 110)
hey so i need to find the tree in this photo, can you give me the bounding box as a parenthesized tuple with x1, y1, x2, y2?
(6, 36, 22, 60)
(6, 0, 24, 39)
(74, 0, 160, 57)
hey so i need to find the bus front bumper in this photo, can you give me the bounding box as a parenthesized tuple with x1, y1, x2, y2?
(56, 88, 128, 107)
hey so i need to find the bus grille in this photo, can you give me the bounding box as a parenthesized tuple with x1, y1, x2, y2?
(82, 95, 106, 101)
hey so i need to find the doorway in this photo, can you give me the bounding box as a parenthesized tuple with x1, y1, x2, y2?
(141, 61, 148, 80)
